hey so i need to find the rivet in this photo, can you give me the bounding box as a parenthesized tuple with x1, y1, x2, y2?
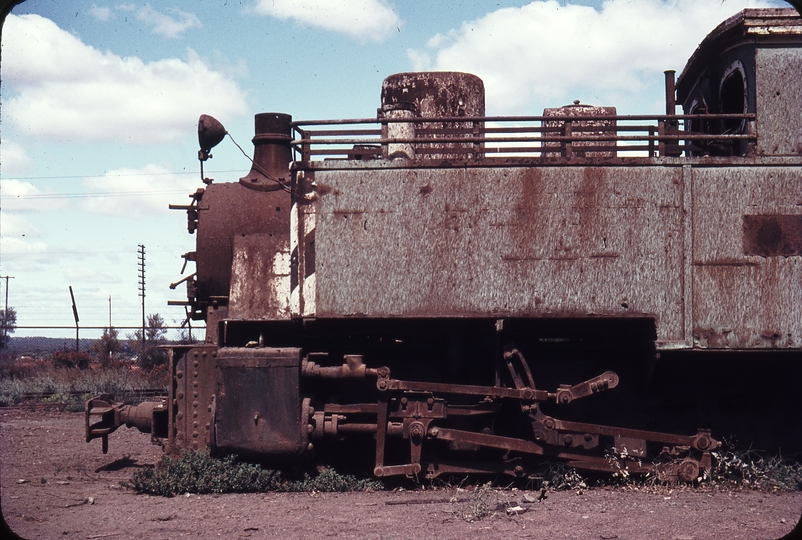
(193, 391, 199, 398)
(177, 412, 184, 420)
(192, 400, 199, 408)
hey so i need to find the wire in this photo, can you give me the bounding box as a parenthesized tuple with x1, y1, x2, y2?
(3, 169, 247, 181)
(1, 190, 190, 200)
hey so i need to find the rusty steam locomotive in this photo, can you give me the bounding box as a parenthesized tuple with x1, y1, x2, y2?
(87, 9, 802, 481)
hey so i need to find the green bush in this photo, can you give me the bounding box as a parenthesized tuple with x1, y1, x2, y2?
(128, 450, 383, 496)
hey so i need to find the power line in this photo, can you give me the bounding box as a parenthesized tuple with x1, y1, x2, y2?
(1, 189, 190, 200)
(3, 169, 247, 181)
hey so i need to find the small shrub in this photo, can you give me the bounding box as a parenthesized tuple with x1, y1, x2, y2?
(52, 350, 93, 370)
(128, 451, 383, 497)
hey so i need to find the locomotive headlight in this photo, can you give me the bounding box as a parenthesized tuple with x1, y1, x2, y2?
(197, 114, 227, 162)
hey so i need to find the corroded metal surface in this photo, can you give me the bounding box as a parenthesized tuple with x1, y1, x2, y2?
(542, 101, 617, 158)
(755, 47, 802, 156)
(381, 72, 485, 159)
(691, 166, 802, 348)
(213, 347, 308, 458)
(294, 165, 686, 342)
(228, 233, 291, 320)
(167, 346, 217, 454)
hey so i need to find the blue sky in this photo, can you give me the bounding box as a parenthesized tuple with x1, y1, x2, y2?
(0, 0, 787, 335)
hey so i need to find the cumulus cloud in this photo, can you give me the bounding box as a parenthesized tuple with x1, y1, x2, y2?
(252, 0, 401, 43)
(408, 0, 781, 114)
(0, 141, 33, 174)
(0, 179, 68, 213)
(136, 4, 202, 38)
(80, 164, 199, 217)
(0, 213, 47, 261)
(2, 14, 248, 144)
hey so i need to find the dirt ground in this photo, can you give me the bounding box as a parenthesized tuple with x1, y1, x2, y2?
(2, 407, 802, 540)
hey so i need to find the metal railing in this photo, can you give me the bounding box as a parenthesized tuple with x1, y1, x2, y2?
(291, 113, 756, 162)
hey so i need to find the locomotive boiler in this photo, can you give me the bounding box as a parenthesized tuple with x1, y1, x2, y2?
(87, 8, 802, 482)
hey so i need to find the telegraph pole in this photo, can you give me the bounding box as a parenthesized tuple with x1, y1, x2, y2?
(0, 276, 14, 342)
(138, 244, 146, 351)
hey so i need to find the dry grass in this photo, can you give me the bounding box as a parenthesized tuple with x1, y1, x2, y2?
(0, 360, 167, 407)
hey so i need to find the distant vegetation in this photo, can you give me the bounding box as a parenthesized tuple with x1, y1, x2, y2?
(0, 313, 193, 407)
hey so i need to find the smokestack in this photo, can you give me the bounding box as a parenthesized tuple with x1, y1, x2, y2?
(239, 112, 293, 192)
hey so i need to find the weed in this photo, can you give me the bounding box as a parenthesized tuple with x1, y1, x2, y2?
(539, 462, 588, 492)
(127, 451, 383, 497)
(708, 444, 802, 492)
(443, 480, 526, 523)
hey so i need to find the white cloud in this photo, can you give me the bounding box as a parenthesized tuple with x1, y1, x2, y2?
(0, 141, 33, 174)
(0, 179, 68, 213)
(89, 5, 113, 22)
(80, 164, 199, 217)
(0, 213, 47, 263)
(2, 14, 248, 145)
(407, 0, 781, 114)
(136, 4, 202, 38)
(252, 0, 401, 43)
(0, 213, 43, 239)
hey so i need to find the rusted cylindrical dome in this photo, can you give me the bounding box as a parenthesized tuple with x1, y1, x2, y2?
(381, 72, 485, 118)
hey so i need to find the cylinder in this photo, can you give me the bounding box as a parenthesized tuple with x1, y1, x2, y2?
(380, 72, 485, 160)
(382, 102, 416, 160)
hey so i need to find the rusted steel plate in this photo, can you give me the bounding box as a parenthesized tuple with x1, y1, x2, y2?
(743, 215, 802, 256)
(213, 347, 308, 458)
(755, 47, 802, 156)
(228, 233, 291, 320)
(295, 165, 685, 342)
(692, 166, 802, 348)
(168, 346, 217, 454)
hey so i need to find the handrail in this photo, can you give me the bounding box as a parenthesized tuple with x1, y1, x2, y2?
(290, 114, 757, 161)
